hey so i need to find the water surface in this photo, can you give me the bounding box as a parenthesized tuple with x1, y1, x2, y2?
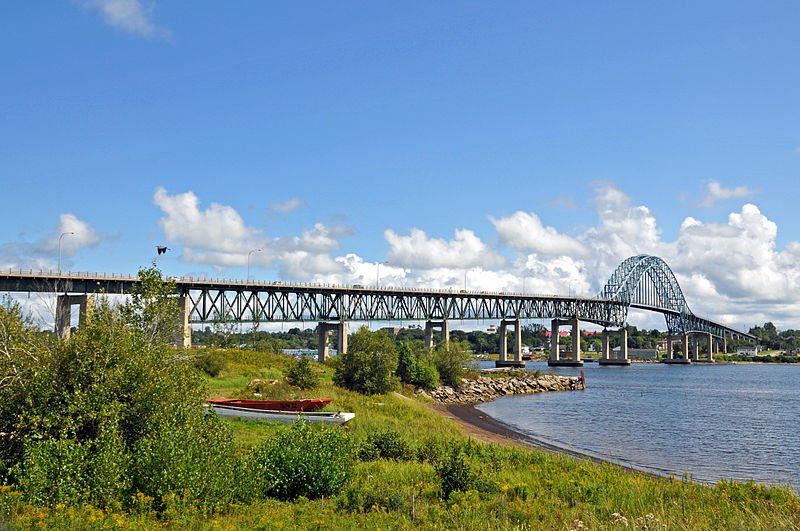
(476, 362, 800, 489)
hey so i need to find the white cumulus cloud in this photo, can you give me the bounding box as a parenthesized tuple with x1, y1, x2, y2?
(384, 228, 505, 270)
(491, 211, 587, 256)
(153, 188, 353, 280)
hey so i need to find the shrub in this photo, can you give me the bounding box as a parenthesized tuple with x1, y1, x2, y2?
(435, 445, 476, 499)
(432, 341, 472, 389)
(285, 355, 318, 389)
(247, 420, 354, 501)
(397, 342, 440, 391)
(193, 351, 225, 377)
(132, 411, 238, 511)
(333, 327, 399, 395)
(359, 429, 413, 461)
(0, 265, 235, 512)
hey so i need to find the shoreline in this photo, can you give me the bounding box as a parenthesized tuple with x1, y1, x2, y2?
(441, 402, 667, 480)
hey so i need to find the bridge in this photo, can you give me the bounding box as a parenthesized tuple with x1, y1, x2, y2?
(0, 255, 755, 367)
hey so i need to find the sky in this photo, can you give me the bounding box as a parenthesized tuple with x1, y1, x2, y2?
(1, 1, 799, 332)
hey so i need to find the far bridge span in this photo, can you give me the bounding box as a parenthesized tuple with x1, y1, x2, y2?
(0, 255, 755, 367)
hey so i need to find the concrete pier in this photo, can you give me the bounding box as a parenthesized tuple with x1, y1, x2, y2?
(424, 320, 450, 348)
(178, 293, 192, 348)
(599, 327, 631, 366)
(55, 294, 93, 340)
(317, 321, 348, 362)
(496, 318, 525, 368)
(548, 317, 584, 367)
(662, 333, 691, 364)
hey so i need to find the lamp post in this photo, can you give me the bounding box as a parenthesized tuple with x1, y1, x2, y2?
(522, 275, 532, 294)
(57, 232, 74, 273)
(376, 261, 388, 288)
(464, 269, 468, 292)
(247, 249, 262, 281)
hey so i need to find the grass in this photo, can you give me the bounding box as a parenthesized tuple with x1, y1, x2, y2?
(4, 348, 799, 529)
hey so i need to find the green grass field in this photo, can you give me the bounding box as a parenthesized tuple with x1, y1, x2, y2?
(5, 348, 799, 530)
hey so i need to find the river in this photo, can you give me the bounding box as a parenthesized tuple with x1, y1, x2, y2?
(475, 361, 800, 489)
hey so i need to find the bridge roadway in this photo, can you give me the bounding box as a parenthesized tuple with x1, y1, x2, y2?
(0, 268, 756, 367)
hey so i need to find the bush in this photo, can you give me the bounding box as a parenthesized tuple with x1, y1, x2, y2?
(333, 327, 399, 395)
(435, 445, 476, 499)
(285, 355, 318, 389)
(432, 341, 472, 389)
(193, 351, 225, 377)
(132, 411, 238, 511)
(397, 342, 439, 391)
(0, 265, 235, 512)
(359, 429, 413, 461)
(247, 420, 354, 501)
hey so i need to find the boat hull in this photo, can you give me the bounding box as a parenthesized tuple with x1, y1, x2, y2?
(207, 404, 354, 425)
(206, 397, 332, 412)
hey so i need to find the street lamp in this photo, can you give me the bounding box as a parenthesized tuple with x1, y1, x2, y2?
(57, 232, 74, 273)
(464, 269, 468, 292)
(247, 249, 262, 281)
(376, 261, 388, 288)
(522, 275, 532, 294)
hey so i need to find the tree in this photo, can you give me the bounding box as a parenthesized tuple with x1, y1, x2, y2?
(333, 327, 399, 395)
(396, 341, 439, 391)
(120, 262, 180, 347)
(432, 340, 472, 389)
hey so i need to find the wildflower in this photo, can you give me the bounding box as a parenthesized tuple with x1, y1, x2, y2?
(612, 512, 629, 526)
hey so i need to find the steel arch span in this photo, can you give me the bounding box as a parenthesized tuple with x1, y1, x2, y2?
(600, 254, 739, 337)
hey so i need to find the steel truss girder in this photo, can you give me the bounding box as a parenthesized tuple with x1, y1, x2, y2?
(184, 287, 628, 328)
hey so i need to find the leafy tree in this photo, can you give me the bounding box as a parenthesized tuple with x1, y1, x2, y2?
(333, 327, 399, 395)
(120, 262, 180, 346)
(432, 340, 472, 389)
(396, 341, 439, 391)
(286, 355, 318, 389)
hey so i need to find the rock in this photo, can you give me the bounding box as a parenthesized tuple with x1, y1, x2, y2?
(432, 374, 582, 404)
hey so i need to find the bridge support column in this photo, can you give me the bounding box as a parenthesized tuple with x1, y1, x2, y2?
(692, 336, 699, 361)
(496, 319, 524, 368)
(424, 320, 449, 349)
(722, 335, 727, 355)
(55, 294, 93, 340)
(317, 322, 348, 362)
(663, 334, 691, 364)
(549, 318, 583, 367)
(178, 293, 192, 348)
(708, 333, 715, 362)
(599, 327, 631, 366)
(338, 321, 348, 357)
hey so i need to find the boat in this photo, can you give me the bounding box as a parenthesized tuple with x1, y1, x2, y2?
(206, 403, 355, 425)
(205, 397, 332, 412)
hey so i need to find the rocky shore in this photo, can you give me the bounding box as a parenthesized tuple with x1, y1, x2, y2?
(432, 373, 584, 404)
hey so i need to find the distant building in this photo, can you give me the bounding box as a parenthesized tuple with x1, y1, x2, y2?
(736, 346, 760, 356)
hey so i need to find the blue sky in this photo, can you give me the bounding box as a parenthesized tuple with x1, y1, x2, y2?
(2, 1, 799, 330)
